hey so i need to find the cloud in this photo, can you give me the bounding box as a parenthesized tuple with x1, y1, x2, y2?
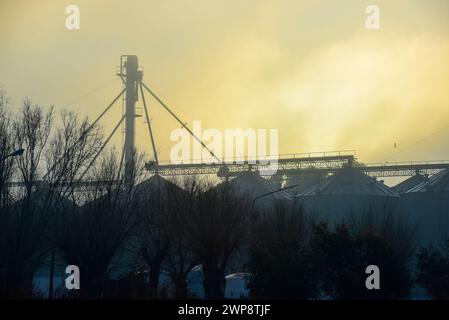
(243, 32, 449, 161)
(1, 0, 449, 163)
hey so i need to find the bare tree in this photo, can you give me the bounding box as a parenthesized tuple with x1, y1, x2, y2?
(0, 89, 14, 207)
(309, 207, 418, 299)
(247, 202, 318, 299)
(0, 99, 54, 298)
(346, 207, 418, 267)
(186, 181, 252, 299)
(0, 90, 17, 297)
(162, 177, 200, 299)
(417, 236, 449, 299)
(44, 110, 103, 199)
(43, 110, 103, 298)
(0, 92, 107, 298)
(55, 150, 145, 299)
(134, 175, 183, 298)
(13, 99, 53, 197)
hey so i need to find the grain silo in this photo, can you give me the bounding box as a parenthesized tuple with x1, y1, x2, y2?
(396, 169, 449, 245)
(296, 166, 400, 223)
(229, 171, 291, 209)
(393, 172, 429, 194)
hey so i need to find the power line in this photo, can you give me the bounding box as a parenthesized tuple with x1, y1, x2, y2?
(62, 78, 118, 109)
(383, 122, 449, 161)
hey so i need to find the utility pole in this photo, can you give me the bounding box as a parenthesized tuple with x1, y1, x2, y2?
(121, 55, 142, 180)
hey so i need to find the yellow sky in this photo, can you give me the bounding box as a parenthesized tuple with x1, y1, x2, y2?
(1, 0, 449, 164)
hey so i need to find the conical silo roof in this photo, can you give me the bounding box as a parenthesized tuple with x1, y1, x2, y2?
(135, 174, 182, 194)
(81, 174, 183, 208)
(298, 167, 399, 197)
(229, 171, 291, 201)
(406, 168, 449, 193)
(12, 182, 77, 210)
(393, 173, 429, 194)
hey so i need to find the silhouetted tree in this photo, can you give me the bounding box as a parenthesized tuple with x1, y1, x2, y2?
(311, 210, 416, 299)
(247, 202, 318, 299)
(0, 90, 14, 208)
(162, 177, 199, 299)
(416, 236, 449, 299)
(0, 98, 54, 298)
(0, 91, 105, 298)
(134, 175, 182, 298)
(0, 90, 17, 297)
(186, 182, 252, 299)
(131, 176, 201, 299)
(55, 150, 145, 299)
(43, 110, 103, 298)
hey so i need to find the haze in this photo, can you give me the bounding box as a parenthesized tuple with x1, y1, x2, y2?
(1, 0, 449, 164)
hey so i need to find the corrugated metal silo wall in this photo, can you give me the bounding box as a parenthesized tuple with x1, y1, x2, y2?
(297, 195, 400, 225)
(396, 192, 449, 246)
(297, 193, 449, 245)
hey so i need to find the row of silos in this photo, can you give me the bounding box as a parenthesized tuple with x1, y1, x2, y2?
(228, 167, 449, 246)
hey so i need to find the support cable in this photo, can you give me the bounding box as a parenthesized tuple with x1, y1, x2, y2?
(43, 88, 125, 180)
(77, 115, 125, 183)
(141, 82, 222, 164)
(117, 142, 126, 181)
(139, 81, 159, 164)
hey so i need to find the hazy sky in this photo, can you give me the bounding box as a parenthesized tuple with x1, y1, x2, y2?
(1, 0, 449, 165)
